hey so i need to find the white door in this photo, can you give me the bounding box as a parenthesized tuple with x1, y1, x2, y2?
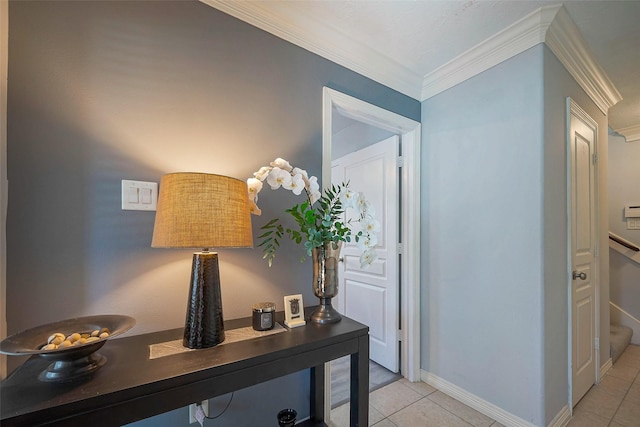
(569, 100, 598, 405)
(332, 135, 399, 372)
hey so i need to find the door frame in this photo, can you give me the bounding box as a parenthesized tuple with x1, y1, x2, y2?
(322, 87, 421, 413)
(566, 97, 600, 410)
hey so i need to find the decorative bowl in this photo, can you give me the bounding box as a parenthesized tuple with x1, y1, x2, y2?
(0, 314, 136, 382)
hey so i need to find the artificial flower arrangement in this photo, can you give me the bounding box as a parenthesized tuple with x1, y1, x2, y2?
(247, 158, 379, 268)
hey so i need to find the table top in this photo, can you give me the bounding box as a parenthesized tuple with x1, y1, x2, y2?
(1, 311, 368, 426)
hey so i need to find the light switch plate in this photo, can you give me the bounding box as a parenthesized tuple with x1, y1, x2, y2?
(122, 180, 157, 211)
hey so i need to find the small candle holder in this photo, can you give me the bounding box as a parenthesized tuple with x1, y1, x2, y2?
(252, 302, 276, 331)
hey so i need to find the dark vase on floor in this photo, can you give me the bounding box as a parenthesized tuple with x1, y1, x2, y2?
(277, 408, 297, 427)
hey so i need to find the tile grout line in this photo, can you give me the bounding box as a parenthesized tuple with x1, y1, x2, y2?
(376, 394, 475, 427)
(603, 353, 640, 426)
(371, 379, 489, 427)
(423, 392, 479, 427)
(368, 381, 424, 421)
(607, 373, 635, 426)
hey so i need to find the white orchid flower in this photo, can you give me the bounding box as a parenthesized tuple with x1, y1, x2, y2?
(247, 178, 263, 201)
(247, 158, 378, 267)
(355, 193, 372, 215)
(270, 158, 293, 172)
(292, 167, 309, 184)
(359, 248, 377, 268)
(357, 233, 378, 252)
(285, 173, 305, 195)
(266, 167, 291, 190)
(309, 190, 322, 205)
(340, 190, 358, 209)
(361, 203, 375, 218)
(306, 176, 320, 194)
(249, 199, 262, 216)
(361, 217, 380, 234)
(253, 166, 272, 181)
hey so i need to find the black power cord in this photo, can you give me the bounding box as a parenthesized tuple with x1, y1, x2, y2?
(203, 392, 234, 421)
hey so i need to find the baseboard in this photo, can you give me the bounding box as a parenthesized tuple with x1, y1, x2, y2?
(610, 302, 640, 345)
(547, 405, 571, 427)
(422, 370, 572, 427)
(599, 358, 613, 380)
(421, 370, 537, 427)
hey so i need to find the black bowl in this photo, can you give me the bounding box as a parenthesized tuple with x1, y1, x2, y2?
(0, 314, 135, 382)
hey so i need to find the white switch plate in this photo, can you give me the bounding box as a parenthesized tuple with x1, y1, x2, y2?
(628, 218, 640, 230)
(121, 180, 157, 211)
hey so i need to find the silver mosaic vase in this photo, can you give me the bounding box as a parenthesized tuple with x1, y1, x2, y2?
(310, 241, 342, 324)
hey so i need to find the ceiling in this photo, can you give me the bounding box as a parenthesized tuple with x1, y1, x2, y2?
(203, 0, 640, 142)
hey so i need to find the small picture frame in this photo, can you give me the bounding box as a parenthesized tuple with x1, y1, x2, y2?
(284, 294, 306, 328)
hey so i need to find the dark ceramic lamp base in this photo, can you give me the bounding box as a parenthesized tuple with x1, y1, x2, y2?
(183, 252, 225, 349)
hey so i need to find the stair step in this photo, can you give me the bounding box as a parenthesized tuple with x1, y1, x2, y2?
(610, 324, 633, 363)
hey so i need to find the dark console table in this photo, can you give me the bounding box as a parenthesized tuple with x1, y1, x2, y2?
(1, 311, 369, 426)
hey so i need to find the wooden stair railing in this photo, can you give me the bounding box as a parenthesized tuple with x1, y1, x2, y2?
(609, 231, 640, 252)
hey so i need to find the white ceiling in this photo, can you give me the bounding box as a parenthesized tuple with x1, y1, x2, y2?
(204, 0, 640, 141)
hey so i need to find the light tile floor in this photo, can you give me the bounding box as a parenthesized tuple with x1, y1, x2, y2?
(569, 344, 640, 427)
(329, 344, 640, 427)
(329, 376, 504, 427)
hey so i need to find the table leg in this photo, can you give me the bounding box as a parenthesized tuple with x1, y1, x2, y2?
(311, 364, 325, 422)
(350, 335, 369, 426)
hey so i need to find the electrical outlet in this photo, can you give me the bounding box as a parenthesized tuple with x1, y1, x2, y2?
(189, 401, 209, 424)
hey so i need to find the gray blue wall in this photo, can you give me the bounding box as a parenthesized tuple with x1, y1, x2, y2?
(6, 1, 419, 424)
(422, 45, 546, 424)
(421, 44, 609, 425)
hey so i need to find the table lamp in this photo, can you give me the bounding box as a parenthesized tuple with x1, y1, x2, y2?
(152, 173, 253, 349)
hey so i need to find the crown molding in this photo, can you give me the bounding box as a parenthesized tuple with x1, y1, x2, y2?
(200, 1, 621, 113)
(200, 0, 423, 99)
(421, 4, 560, 101)
(616, 124, 640, 142)
(422, 4, 622, 113)
(545, 6, 622, 115)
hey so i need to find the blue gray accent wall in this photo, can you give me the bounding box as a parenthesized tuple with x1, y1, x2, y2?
(421, 44, 609, 425)
(422, 45, 546, 424)
(6, 0, 419, 424)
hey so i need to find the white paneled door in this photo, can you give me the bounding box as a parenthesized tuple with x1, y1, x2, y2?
(332, 135, 399, 372)
(569, 99, 598, 406)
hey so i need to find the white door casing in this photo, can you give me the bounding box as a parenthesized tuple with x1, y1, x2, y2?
(568, 98, 598, 407)
(332, 136, 399, 372)
(322, 87, 420, 419)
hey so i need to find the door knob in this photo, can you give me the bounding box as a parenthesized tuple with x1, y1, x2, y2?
(572, 271, 587, 280)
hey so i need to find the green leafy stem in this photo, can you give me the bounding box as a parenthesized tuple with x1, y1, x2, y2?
(257, 184, 362, 267)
